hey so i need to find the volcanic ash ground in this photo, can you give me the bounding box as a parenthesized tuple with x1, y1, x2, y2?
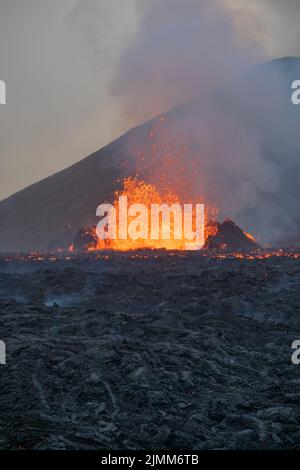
(0, 251, 300, 450)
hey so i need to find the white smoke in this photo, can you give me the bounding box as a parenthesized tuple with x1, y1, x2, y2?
(111, 0, 266, 123)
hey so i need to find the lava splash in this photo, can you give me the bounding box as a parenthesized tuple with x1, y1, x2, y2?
(71, 177, 258, 252)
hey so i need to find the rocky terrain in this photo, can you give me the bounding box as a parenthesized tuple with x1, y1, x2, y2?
(0, 250, 300, 450)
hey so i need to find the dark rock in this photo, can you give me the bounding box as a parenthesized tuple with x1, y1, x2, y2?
(204, 219, 260, 251)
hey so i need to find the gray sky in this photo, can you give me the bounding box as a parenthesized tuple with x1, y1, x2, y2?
(0, 0, 299, 200)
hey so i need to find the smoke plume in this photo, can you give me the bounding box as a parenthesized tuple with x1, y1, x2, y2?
(111, 0, 266, 123)
(111, 0, 300, 246)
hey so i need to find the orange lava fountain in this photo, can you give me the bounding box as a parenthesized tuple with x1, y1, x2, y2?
(91, 176, 217, 251)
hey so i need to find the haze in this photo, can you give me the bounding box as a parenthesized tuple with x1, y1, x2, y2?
(0, 0, 299, 201)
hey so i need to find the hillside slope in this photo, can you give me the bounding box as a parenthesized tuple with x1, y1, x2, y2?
(1, 57, 300, 252)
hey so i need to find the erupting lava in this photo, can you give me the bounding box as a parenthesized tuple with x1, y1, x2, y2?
(69, 176, 237, 252)
(92, 176, 216, 251)
(71, 176, 259, 253)
(69, 105, 260, 257)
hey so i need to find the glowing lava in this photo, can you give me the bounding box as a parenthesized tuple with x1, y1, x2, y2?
(91, 176, 217, 251)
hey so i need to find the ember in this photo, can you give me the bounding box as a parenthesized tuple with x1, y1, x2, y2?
(73, 227, 98, 252)
(93, 176, 213, 251)
(71, 177, 259, 253)
(95, 177, 205, 250)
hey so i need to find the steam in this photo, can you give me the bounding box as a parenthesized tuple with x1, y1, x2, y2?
(111, 0, 266, 123)
(111, 0, 300, 246)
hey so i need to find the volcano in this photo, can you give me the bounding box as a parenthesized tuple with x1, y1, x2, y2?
(1, 57, 300, 252)
(71, 218, 260, 253)
(204, 219, 260, 251)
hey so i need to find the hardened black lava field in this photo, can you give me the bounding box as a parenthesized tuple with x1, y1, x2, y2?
(0, 250, 300, 450)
